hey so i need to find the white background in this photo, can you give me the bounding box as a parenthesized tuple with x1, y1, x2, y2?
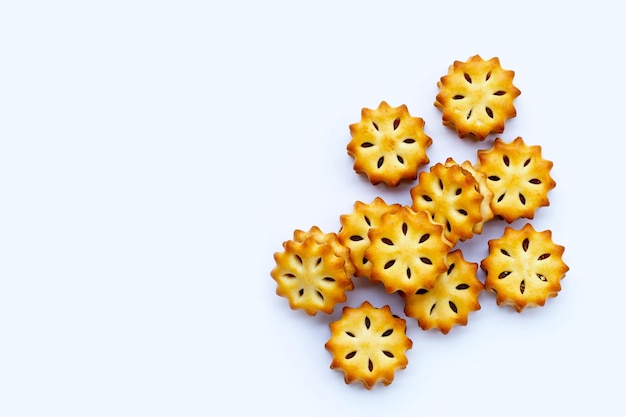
(1, 1, 623, 416)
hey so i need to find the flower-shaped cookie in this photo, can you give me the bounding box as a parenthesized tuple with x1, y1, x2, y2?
(481, 223, 569, 312)
(338, 197, 402, 279)
(410, 162, 485, 245)
(435, 55, 521, 140)
(271, 228, 354, 315)
(475, 137, 556, 223)
(347, 101, 432, 186)
(325, 301, 412, 389)
(365, 206, 451, 294)
(402, 249, 483, 334)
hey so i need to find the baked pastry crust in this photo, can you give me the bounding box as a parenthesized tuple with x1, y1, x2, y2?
(271, 227, 354, 315)
(338, 197, 403, 279)
(402, 249, 483, 334)
(481, 223, 569, 312)
(475, 137, 556, 223)
(410, 162, 485, 245)
(347, 101, 432, 186)
(434, 55, 521, 140)
(365, 206, 451, 294)
(444, 157, 495, 234)
(325, 301, 412, 389)
(294, 225, 356, 277)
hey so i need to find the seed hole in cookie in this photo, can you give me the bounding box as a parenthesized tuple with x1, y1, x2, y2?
(397, 155, 405, 164)
(501, 249, 511, 256)
(406, 267, 412, 279)
(524, 158, 531, 167)
(345, 351, 357, 359)
(365, 316, 371, 329)
(499, 271, 511, 279)
(298, 288, 304, 296)
(368, 359, 374, 372)
(538, 253, 551, 260)
(362, 257, 368, 265)
(284, 273, 296, 278)
(488, 175, 501, 181)
(466, 108, 473, 120)
(382, 351, 395, 358)
(316, 257, 322, 266)
(350, 235, 364, 241)
(316, 290, 324, 300)
(403, 138, 416, 144)
(384, 260, 396, 269)
(446, 221, 452, 233)
(382, 329, 394, 337)
(448, 263, 456, 275)
(377, 156, 384, 169)
(503, 155, 510, 166)
(519, 193, 526, 205)
(537, 273, 548, 282)
(372, 122, 379, 131)
(393, 118, 401, 130)
(364, 215, 371, 226)
(485, 107, 494, 118)
(402, 222, 408, 236)
(456, 283, 470, 290)
(438, 179, 444, 190)
(430, 303, 437, 315)
(493, 90, 506, 96)
(419, 234, 430, 243)
(361, 142, 374, 148)
(485, 71, 492, 81)
(295, 254, 303, 264)
(497, 193, 505, 202)
(464, 73, 472, 83)
(529, 178, 542, 184)
(449, 301, 458, 313)
(522, 238, 529, 252)
(420, 257, 432, 265)
(323, 277, 336, 282)
(455, 188, 462, 195)
(416, 288, 429, 295)
(520, 280, 526, 294)
(346, 331, 355, 337)
(422, 194, 433, 202)
(453, 94, 465, 100)
(382, 238, 394, 246)
(458, 209, 468, 216)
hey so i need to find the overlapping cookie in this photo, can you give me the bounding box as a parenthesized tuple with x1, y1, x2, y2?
(337, 197, 402, 279)
(481, 223, 569, 312)
(347, 101, 432, 186)
(365, 206, 451, 294)
(475, 136, 556, 223)
(410, 162, 485, 246)
(271, 227, 355, 316)
(325, 301, 412, 389)
(403, 249, 483, 334)
(435, 55, 521, 140)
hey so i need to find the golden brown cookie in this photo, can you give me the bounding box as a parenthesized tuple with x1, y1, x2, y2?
(365, 206, 452, 294)
(294, 225, 356, 278)
(410, 162, 485, 245)
(444, 157, 495, 234)
(475, 137, 556, 223)
(347, 101, 432, 186)
(325, 301, 412, 389)
(402, 249, 483, 334)
(337, 197, 403, 279)
(481, 223, 569, 312)
(434, 55, 521, 141)
(271, 227, 354, 316)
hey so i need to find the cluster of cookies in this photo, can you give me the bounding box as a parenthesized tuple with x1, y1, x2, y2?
(271, 55, 569, 390)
